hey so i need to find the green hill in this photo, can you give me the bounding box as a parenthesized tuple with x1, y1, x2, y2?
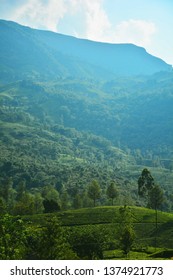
(23, 206, 173, 260)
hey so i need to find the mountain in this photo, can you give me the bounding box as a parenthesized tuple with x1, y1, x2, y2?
(0, 19, 172, 83)
(0, 19, 173, 211)
(1, 19, 173, 261)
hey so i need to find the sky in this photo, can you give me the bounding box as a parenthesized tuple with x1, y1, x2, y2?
(0, 0, 173, 65)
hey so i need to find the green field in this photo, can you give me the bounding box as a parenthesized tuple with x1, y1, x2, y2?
(24, 206, 173, 260)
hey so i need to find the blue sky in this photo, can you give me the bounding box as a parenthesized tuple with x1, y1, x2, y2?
(0, 0, 172, 65)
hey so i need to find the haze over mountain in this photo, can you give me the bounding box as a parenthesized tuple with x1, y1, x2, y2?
(0, 19, 171, 83)
(0, 19, 173, 209)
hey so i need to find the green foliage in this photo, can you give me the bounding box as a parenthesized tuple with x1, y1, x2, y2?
(138, 169, 164, 211)
(42, 186, 61, 213)
(0, 20, 173, 260)
(13, 192, 35, 215)
(0, 214, 26, 259)
(138, 168, 155, 197)
(25, 227, 43, 260)
(43, 199, 60, 213)
(118, 206, 136, 255)
(68, 225, 107, 259)
(39, 216, 78, 260)
(73, 193, 82, 209)
(119, 225, 136, 256)
(87, 180, 101, 207)
(0, 73, 173, 212)
(0, 197, 7, 214)
(0, 206, 173, 260)
(106, 181, 119, 205)
(148, 184, 164, 210)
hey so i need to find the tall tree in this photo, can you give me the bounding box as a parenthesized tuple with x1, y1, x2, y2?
(138, 169, 164, 247)
(148, 184, 164, 211)
(118, 206, 135, 257)
(60, 185, 69, 210)
(138, 168, 154, 198)
(87, 180, 101, 207)
(0, 178, 16, 213)
(138, 169, 164, 212)
(106, 181, 118, 205)
(73, 193, 82, 209)
(148, 184, 164, 230)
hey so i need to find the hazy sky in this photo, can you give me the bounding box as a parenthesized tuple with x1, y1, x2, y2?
(0, 0, 172, 65)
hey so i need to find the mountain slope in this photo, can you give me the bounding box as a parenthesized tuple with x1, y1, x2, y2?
(0, 19, 171, 83)
(0, 76, 173, 194)
(0, 19, 173, 211)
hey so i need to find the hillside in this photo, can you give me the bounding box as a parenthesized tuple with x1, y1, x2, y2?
(0, 19, 172, 83)
(18, 206, 173, 259)
(0, 20, 173, 212)
(0, 76, 173, 210)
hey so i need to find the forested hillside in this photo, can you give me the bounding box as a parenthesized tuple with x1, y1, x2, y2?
(0, 20, 173, 215)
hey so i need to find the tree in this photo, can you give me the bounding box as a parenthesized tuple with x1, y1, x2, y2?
(33, 193, 44, 214)
(25, 226, 43, 260)
(148, 184, 164, 211)
(73, 193, 82, 209)
(118, 206, 135, 257)
(13, 192, 35, 215)
(138, 169, 164, 247)
(69, 226, 105, 259)
(43, 199, 60, 213)
(42, 185, 61, 213)
(0, 178, 13, 202)
(106, 181, 118, 205)
(40, 216, 77, 260)
(0, 214, 26, 259)
(0, 197, 7, 214)
(87, 180, 101, 207)
(120, 226, 135, 256)
(138, 169, 164, 213)
(0, 178, 16, 213)
(16, 180, 26, 201)
(148, 184, 164, 229)
(60, 186, 69, 210)
(138, 168, 154, 198)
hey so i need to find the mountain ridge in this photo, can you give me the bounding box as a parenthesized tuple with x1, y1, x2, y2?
(0, 19, 172, 83)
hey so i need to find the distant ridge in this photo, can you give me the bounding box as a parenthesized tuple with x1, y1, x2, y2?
(0, 19, 172, 82)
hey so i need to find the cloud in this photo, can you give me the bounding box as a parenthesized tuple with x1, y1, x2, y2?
(82, 0, 111, 42)
(11, 0, 68, 32)
(57, 0, 112, 42)
(11, 0, 111, 42)
(113, 19, 156, 47)
(9, 0, 156, 49)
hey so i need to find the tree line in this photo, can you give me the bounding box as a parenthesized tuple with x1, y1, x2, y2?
(0, 178, 119, 215)
(0, 169, 165, 216)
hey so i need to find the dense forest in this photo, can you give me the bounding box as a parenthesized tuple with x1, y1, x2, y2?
(0, 20, 173, 260)
(0, 74, 173, 215)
